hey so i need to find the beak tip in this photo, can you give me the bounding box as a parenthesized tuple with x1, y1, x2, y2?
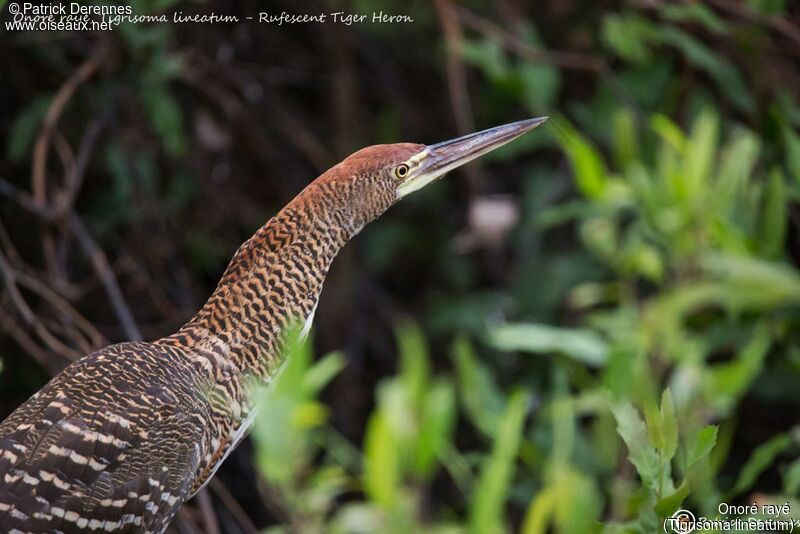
(526, 116, 548, 128)
(509, 116, 548, 136)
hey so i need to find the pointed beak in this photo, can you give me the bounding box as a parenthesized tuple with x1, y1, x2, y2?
(396, 117, 548, 198)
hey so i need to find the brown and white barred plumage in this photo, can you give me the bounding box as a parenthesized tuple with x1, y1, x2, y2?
(0, 143, 424, 533)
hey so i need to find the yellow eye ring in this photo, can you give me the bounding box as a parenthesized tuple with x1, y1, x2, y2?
(394, 163, 410, 179)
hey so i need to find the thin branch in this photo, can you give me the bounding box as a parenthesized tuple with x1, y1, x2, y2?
(0, 214, 104, 364)
(707, 0, 800, 51)
(0, 219, 24, 267)
(456, 6, 605, 72)
(0, 250, 81, 367)
(52, 130, 76, 181)
(433, 0, 481, 196)
(0, 249, 35, 325)
(13, 269, 106, 351)
(173, 507, 202, 534)
(210, 478, 259, 534)
(31, 40, 109, 205)
(0, 179, 50, 219)
(194, 488, 221, 534)
(0, 179, 142, 342)
(454, 6, 642, 117)
(55, 117, 108, 218)
(434, 0, 477, 135)
(180, 60, 335, 173)
(0, 305, 62, 374)
(69, 214, 142, 341)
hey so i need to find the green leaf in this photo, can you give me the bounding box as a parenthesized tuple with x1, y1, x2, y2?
(273, 328, 313, 396)
(550, 368, 576, 466)
(252, 330, 318, 487)
(292, 401, 329, 429)
(650, 114, 686, 153)
(306, 465, 348, 512)
(452, 337, 505, 436)
(660, 390, 679, 462)
(655, 479, 691, 517)
(658, 27, 754, 113)
(621, 241, 664, 283)
(706, 324, 771, 412)
(6, 97, 50, 162)
(521, 487, 556, 534)
(683, 109, 719, 200)
(716, 128, 760, 219)
(685, 425, 719, 469)
(759, 168, 787, 259)
(554, 117, 608, 199)
(644, 398, 664, 453)
(470, 391, 530, 534)
(303, 351, 346, 396)
(413, 380, 456, 478)
(601, 13, 656, 64)
(488, 323, 608, 367)
(363, 411, 400, 508)
(746, 0, 788, 15)
(612, 107, 638, 170)
(604, 337, 642, 401)
(783, 458, 800, 495)
(703, 255, 800, 310)
(782, 125, 800, 186)
(611, 402, 661, 487)
(140, 83, 186, 156)
(331, 503, 384, 534)
(552, 467, 603, 532)
(515, 24, 561, 112)
(397, 320, 430, 409)
(377, 381, 416, 470)
(462, 38, 510, 83)
(580, 216, 618, 262)
(520, 62, 562, 113)
(730, 433, 792, 498)
(660, 3, 729, 34)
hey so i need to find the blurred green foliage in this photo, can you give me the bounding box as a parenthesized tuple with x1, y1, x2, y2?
(253, 325, 534, 533)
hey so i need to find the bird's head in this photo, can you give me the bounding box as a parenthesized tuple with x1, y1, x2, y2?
(313, 117, 548, 229)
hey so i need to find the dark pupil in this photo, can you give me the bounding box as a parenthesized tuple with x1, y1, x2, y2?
(398, 166, 407, 176)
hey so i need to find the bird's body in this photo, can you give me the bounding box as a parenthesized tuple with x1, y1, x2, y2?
(0, 119, 545, 533)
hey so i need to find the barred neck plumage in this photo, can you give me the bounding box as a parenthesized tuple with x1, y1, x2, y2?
(161, 167, 384, 379)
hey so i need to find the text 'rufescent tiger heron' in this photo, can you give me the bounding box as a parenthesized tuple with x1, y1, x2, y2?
(0, 117, 547, 533)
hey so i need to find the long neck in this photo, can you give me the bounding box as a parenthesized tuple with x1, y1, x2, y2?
(165, 179, 362, 379)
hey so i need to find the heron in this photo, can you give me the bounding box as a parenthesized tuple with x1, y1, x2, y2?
(0, 117, 547, 533)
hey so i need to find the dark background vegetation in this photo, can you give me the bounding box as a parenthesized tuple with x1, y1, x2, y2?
(1, 0, 800, 532)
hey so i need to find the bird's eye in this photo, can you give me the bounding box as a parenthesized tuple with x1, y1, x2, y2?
(394, 164, 410, 179)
